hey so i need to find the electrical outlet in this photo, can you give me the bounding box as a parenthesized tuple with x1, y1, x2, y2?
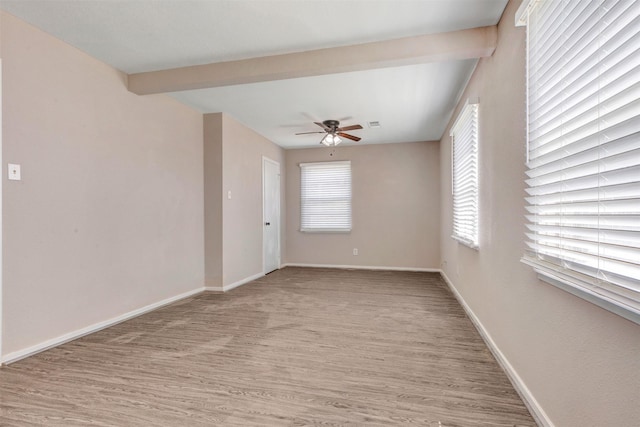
(353, 248, 358, 256)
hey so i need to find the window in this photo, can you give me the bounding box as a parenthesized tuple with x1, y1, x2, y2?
(451, 100, 479, 249)
(300, 161, 351, 232)
(518, 0, 640, 323)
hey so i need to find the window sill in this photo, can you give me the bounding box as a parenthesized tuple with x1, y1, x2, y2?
(521, 257, 640, 326)
(451, 235, 479, 250)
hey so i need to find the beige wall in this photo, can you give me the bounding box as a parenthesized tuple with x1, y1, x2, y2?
(203, 113, 285, 288)
(1, 12, 204, 356)
(222, 114, 285, 286)
(285, 142, 439, 269)
(203, 113, 223, 287)
(439, 1, 640, 425)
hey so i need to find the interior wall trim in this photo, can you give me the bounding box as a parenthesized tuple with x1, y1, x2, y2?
(204, 271, 264, 293)
(439, 270, 553, 427)
(281, 263, 440, 272)
(0, 287, 204, 366)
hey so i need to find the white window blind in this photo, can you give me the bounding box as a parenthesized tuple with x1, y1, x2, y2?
(520, 0, 640, 323)
(300, 161, 351, 232)
(451, 101, 479, 249)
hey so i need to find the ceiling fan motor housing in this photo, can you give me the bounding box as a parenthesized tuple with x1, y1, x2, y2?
(323, 120, 340, 131)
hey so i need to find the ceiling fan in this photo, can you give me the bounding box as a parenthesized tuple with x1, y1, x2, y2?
(295, 120, 363, 146)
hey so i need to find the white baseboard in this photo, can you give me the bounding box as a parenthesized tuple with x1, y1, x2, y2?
(281, 263, 440, 272)
(1, 287, 203, 366)
(439, 270, 552, 427)
(0, 265, 550, 427)
(204, 271, 264, 293)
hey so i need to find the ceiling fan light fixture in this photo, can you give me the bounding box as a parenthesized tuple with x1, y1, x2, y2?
(321, 133, 341, 146)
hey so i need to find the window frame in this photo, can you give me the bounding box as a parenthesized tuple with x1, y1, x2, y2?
(517, 0, 640, 325)
(299, 160, 352, 233)
(450, 99, 480, 250)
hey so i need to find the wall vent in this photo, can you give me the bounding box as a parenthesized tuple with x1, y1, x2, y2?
(367, 121, 381, 128)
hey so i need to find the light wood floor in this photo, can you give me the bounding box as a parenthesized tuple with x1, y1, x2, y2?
(0, 267, 535, 426)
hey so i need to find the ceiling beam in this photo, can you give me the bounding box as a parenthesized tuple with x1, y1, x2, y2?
(128, 26, 497, 95)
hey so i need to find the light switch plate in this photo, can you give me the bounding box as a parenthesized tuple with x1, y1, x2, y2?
(8, 163, 21, 181)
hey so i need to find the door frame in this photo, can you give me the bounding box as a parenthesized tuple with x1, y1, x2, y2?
(262, 156, 281, 274)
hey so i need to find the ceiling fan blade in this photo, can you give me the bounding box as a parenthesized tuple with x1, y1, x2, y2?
(295, 131, 326, 135)
(338, 132, 361, 142)
(337, 124, 363, 132)
(314, 121, 331, 131)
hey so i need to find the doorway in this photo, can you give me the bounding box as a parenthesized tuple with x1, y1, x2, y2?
(262, 157, 280, 274)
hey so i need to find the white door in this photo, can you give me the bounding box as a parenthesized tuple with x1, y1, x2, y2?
(263, 157, 280, 274)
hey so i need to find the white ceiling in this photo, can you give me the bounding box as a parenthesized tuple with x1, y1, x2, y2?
(0, 0, 508, 148)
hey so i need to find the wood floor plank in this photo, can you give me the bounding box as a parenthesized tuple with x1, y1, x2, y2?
(0, 267, 536, 426)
